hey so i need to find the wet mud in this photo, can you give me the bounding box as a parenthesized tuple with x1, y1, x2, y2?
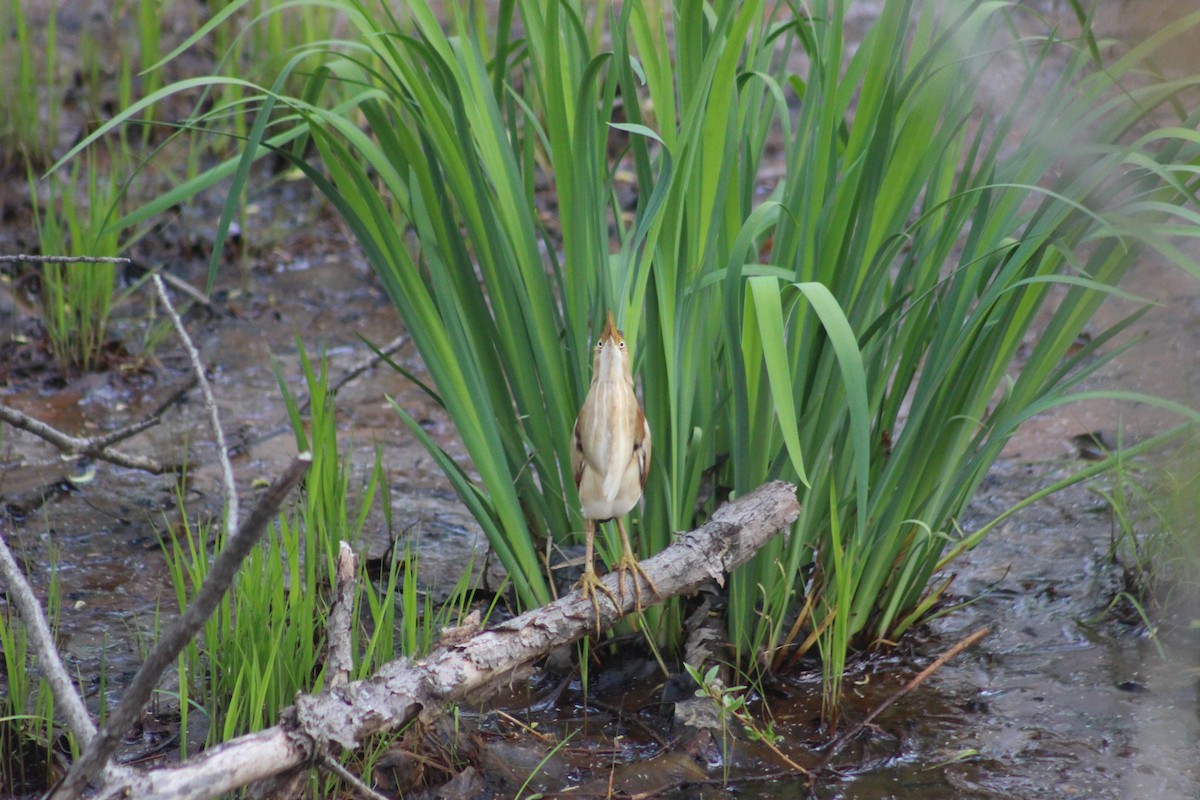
(2, 1, 1200, 798)
(5, 198, 1197, 799)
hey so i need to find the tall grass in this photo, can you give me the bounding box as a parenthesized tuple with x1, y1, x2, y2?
(0, 0, 60, 169)
(163, 346, 371, 744)
(1090, 430, 1200, 632)
(0, 543, 73, 794)
(161, 343, 477, 749)
(63, 0, 1200, 713)
(30, 154, 122, 371)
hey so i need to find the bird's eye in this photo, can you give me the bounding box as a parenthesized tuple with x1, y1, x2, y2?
(618, 341, 626, 349)
(597, 341, 604, 350)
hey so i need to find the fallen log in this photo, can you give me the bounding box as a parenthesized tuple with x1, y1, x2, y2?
(93, 481, 800, 800)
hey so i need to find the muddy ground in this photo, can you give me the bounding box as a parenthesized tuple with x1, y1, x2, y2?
(3, 1, 1200, 798)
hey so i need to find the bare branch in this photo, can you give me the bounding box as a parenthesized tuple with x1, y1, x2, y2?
(0, 522, 97, 744)
(322, 334, 409, 407)
(320, 754, 392, 800)
(816, 626, 991, 773)
(87, 481, 800, 800)
(0, 255, 132, 264)
(152, 274, 239, 535)
(0, 254, 206, 304)
(326, 542, 358, 691)
(89, 376, 199, 449)
(0, 258, 199, 473)
(51, 453, 312, 800)
(0, 402, 176, 474)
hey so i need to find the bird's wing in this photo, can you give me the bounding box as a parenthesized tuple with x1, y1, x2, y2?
(571, 413, 586, 489)
(635, 406, 651, 489)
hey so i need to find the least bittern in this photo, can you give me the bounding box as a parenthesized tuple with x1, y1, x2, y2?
(572, 310, 657, 626)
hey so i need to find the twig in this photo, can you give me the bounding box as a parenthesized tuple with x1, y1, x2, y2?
(0, 255, 204, 309)
(0, 402, 175, 474)
(5, 253, 213, 311)
(233, 333, 410, 452)
(50, 453, 312, 800)
(152, 274, 238, 536)
(815, 626, 991, 773)
(126, 483, 794, 798)
(121, 260, 213, 310)
(90, 376, 199, 449)
(0, 376, 192, 470)
(320, 754, 392, 800)
(87, 481, 801, 800)
(0, 255, 132, 264)
(320, 333, 409, 408)
(326, 542, 358, 691)
(0, 522, 97, 744)
(0, 259, 201, 474)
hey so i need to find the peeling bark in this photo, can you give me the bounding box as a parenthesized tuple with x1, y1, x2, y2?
(93, 481, 800, 800)
(326, 543, 358, 691)
(55, 454, 312, 800)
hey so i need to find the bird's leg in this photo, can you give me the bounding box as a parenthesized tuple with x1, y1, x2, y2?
(577, 519, 618, 634)
(613, 517, 659, 613)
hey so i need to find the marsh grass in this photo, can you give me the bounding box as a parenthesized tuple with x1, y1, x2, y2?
(1087, 430, 1200, 640)
(0, 543, 74, 795)
(0, 0, 144, 166)
(29, 153, 122, 371)
(163, 346, 364, 743)
(135, 0, 163, 134)
(0, 0, 60, 169)
(161, 341, 478, 755)
(62, 0, 1200, 714)
(1153, 441, 1200, 579)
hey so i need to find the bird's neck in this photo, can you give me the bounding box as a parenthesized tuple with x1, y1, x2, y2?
(594, 353, 631, 388)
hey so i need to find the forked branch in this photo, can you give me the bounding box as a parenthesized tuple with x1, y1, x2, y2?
(81, 481, 800, 800)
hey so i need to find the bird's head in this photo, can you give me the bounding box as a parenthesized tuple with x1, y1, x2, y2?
(593, 310, 630, 378)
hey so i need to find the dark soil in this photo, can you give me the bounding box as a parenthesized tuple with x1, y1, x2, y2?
(2, 2, 1200, 798)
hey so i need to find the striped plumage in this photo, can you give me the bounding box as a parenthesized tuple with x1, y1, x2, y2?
(571, 311, 656, 625)
(572, 315, 650, 519)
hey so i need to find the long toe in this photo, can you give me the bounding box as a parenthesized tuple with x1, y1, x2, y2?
(577, 567, 618, 634)
(615, 552, 659, 615)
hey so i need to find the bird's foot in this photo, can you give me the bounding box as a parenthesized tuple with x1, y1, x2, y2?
(577, 567, 619, 635)
(613, 551, 659, 614)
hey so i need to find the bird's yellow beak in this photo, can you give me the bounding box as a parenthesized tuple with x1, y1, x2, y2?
(603, 310, 621, 342)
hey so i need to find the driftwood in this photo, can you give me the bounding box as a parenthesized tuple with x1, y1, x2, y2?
(0, 523, 98, 746)
(152, 274, 240, 534)
(326, 542, 359, 691)
(50, 454, 313, 800)
(0, 402, 179, 474)
(87, 481, 800, 800)
(46, 277, 288, 800)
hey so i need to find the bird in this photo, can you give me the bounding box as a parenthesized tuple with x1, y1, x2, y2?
(572, 310, 656, 628)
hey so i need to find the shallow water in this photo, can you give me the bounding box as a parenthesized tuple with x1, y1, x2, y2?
(2, 1, 1200, 797)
